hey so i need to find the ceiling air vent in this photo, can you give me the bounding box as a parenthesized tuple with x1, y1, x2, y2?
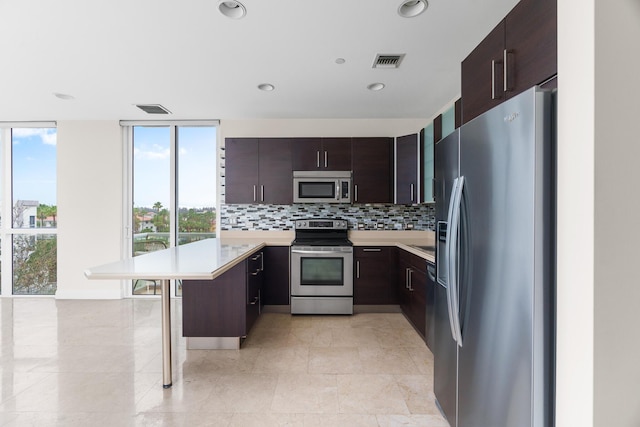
(372, 54, 405, 69)
(136, 104, 172, 114)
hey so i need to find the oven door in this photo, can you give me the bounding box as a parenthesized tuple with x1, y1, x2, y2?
(290, 246, 353, 297)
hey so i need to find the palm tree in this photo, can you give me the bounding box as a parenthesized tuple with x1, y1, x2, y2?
(50, 205, 57, 227)
(37, 204, 50, 227)
(153, 201, 163, 212)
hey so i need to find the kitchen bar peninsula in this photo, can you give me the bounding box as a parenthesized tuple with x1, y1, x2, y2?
(84, 239, 265, 388)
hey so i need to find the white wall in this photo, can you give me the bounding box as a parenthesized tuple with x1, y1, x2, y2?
(55, 121, 123, 299)
(593, 0, 640, 426)
(557, 0, 640, 426)
(556, 0, 595, 425)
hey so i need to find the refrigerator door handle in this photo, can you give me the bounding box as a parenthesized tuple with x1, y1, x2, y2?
(444, 177, 460, 343)
(448, 175, 465, 347)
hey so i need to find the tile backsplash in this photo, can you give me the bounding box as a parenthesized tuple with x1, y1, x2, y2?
(221, 203, 435, 231)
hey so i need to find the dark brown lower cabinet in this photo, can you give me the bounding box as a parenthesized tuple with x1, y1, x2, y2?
(262, 246, 290, 305)
(397, 249, 433, 346)
(354, 247, 397, 305)
(246, 251, 264, 332)
(182, 251, 263, 338)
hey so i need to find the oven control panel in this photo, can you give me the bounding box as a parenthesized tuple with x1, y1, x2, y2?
(294, 219, 348, 230)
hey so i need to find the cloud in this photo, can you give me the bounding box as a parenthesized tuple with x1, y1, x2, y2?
(12, 128, 57, 146)
(134, 144, 170, 160)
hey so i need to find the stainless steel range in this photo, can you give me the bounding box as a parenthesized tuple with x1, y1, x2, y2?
(290, 219, 353, 315)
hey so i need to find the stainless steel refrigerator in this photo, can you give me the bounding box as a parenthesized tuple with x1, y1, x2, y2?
(433, 86, 555, 427)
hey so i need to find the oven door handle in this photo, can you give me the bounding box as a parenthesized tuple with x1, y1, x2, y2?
(291, 248, 349, 255)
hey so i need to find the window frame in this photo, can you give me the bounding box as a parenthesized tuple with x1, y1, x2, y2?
(121, 120, 220, 298)
(0, 122, 58, 297)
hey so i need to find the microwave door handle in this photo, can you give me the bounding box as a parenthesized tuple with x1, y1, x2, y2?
(336, 183, 340, 201)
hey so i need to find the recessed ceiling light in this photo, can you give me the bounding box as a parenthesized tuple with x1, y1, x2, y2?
(367, 83, 385, 91)
(335, 58, 346, 65)
(53, 93, 75, 100)
(398, 0, 428, 18)
(218, 1, 246, 19)
(257, 83, 275, 91)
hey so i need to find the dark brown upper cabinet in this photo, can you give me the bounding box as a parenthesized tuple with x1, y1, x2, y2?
(225, 138, 292, 204)
(351, 137, 393, 204)
(292, 137, 351, 171)
(396, 133, 419, 204)
(461, 0, 557, 124)
(225, 138, 259, 204)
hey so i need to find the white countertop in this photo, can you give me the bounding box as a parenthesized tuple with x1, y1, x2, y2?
(222, 230, 437, 263)
(85, 239, 265, 281)
(86, 232, 435, 285)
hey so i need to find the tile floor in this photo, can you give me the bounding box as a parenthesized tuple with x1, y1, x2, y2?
(0, 298, 449, 427)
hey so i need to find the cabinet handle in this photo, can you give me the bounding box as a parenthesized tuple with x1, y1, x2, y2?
(249, 296, 259, 305)
(253, 185, 257, 202)
(362, 248, 381, 252)
(503, 49, 513, 92)
(250, 253, 261, 261)
(410, 183, 415, 202)
(316, 151, 320, 168)
(405, 268, 410, 289)
(324, 151, 328, 168)
(260, 251, 264, 271)
(356, 260, 360, 279)
(250, 269, 260, 276)
(354, 184, 358, 202)
(408, 269, 414, 291)
(491, 59, 503, 100)
(261, 185, 264, 202)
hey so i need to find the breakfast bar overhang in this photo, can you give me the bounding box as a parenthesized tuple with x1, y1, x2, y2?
(84, 239, 265, 388)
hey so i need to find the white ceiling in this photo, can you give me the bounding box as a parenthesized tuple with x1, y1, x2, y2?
(0, 0, 520, 122)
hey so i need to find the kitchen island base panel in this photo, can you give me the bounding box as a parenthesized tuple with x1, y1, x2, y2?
(186, 336, 241, 350)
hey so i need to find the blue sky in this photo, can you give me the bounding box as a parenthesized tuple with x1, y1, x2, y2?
(133, 126, 217, 209)
(9, 126, 217, 210)
(11, 128, 57, 206)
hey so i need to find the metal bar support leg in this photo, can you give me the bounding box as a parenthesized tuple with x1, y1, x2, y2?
(160, 279, 172, 388)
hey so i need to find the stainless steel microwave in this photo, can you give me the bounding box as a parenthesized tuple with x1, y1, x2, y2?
(293, 171, 352, 204)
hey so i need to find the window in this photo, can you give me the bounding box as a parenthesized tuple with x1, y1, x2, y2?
(124, 122, 218, 297)
(0, 124, 58, 296)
